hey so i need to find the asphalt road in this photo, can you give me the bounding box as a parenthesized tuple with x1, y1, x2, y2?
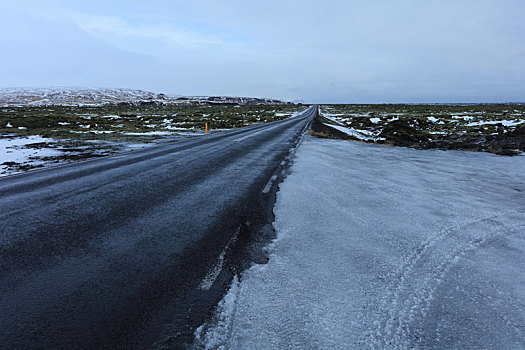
(0, 106, 315, 349)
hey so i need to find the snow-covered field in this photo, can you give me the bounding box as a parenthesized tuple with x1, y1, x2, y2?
(1, 135, 60, 163)
(196, 137, 525, 349)
(0, 134, 155, 176)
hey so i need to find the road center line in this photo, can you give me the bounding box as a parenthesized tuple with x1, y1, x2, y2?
(232, 124, 281, 142)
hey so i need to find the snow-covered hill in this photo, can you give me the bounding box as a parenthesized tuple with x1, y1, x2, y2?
(0, 87, 165, 107)
(0, 87, 289, 106)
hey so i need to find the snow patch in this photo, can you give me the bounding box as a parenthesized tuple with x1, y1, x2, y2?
(466, 119, 524, 127)
(1, 135, 60, 164)
(195, 275, 241, 350)
(326, 124, 382, 141)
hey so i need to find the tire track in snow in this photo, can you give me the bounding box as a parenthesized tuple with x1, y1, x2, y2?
(367, 208, 525, 349)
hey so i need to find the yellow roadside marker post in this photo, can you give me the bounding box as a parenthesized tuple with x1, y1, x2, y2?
(205, 122, 208, 135)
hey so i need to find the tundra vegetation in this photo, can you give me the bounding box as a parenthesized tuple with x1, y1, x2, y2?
(319, 104, 525, 155)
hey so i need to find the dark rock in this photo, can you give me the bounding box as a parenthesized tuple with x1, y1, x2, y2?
(378, 119, 431, 146)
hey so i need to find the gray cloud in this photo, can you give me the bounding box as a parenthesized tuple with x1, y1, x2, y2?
(1, 0, 524, 102)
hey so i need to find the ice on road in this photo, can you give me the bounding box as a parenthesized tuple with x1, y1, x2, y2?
(197, 136, 525, 349)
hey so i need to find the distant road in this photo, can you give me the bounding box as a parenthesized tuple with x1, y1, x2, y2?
(0, 106, 315, 349)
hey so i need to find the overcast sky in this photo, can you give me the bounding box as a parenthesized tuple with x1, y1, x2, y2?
(1, 0, 524, 103)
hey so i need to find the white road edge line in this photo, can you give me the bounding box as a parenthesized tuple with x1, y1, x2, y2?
(262, 175, 278, 194)
(199, 226, 241, 291)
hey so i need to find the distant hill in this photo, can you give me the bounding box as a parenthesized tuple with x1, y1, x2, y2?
(0, 87, 290, 107)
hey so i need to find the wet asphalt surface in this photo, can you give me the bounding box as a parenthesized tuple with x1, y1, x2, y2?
(0, 107, 314, 349)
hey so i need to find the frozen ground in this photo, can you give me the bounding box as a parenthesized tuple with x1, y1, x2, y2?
(196, 136, 525, 349)
(318, 105, 525, 155)
(0, 134, 156, 176)
(1, 135, 60, 163)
